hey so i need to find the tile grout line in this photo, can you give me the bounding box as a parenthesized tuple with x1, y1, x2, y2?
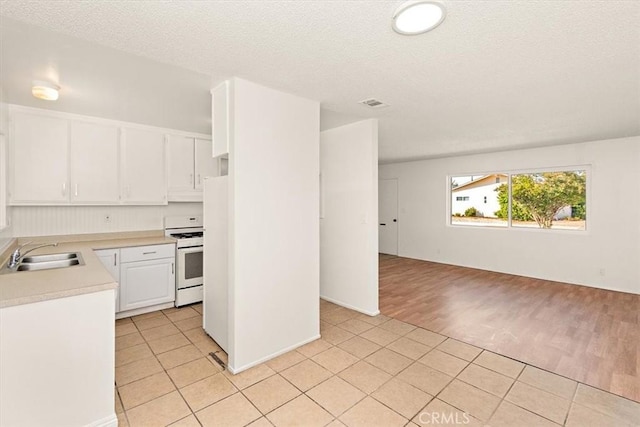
(164, 313, 221, 425)
(120, 308, 217, 425)
(116, 302, 639, 426)
(380, 309, 640, 406)
(563, 383, 582, 427)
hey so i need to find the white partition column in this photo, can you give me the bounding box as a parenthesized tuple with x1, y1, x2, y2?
(320, 119, 379, 315)
(219, 78, 320, 373)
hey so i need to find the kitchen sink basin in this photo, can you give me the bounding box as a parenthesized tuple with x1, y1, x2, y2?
(17, 259, 82, 271)
(2, 252, 85, 274)
(22, 252, 80, 263)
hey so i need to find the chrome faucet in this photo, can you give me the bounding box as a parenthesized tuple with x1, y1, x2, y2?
(7, 241, 59, 269)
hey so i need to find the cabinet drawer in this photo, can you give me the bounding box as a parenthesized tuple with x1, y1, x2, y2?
(120, 244, 175, 263)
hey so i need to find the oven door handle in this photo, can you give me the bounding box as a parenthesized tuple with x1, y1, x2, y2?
(177, 246, 204, 254)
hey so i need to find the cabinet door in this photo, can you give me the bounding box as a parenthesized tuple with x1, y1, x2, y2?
(212, 81, 230, 158)
(95, 249, 120, 312)
(70, 121, 120, 204)
(10, 112, 69, 204)
(167, 135, 195, 195)
(121, 128, 167, 204)
(120, 258, 175, 311)
(194, 138, 217, 189)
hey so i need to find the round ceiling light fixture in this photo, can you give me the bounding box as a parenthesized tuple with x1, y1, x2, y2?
(392, 1, 446, 35)
(31, 80, 60, 101)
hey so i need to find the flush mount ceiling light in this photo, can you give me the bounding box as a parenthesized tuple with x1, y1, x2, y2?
(392, 1, 446, 35)
(31, 80, 60, 101)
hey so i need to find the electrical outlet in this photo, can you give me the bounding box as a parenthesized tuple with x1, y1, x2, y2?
(105, 214, 111, 223)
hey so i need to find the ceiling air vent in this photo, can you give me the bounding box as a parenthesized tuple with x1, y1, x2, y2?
(359, 98, 389, 108)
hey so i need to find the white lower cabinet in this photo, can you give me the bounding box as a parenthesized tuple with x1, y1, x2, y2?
(94, 249, 120, 312)
(120, 258, 175, 311)
(119, 244, 175, 312)
(94, 243, 175, 314)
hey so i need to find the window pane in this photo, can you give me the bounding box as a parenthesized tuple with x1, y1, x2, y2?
(451, 175, 508, 227)
(510, 171, 586, 231)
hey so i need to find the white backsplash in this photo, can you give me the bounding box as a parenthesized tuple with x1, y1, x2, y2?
(9, 203, 203, 237)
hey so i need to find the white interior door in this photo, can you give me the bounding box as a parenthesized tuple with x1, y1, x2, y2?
(379, 179, 398, 255)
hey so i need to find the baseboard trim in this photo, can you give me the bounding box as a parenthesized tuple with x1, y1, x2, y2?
(115, 301, 175, 320)
(320, 295, 380, 316)
(227, 334, 321, 375)
(86, 413, 118, 427)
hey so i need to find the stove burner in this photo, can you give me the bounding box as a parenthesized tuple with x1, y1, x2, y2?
(171, 232, 204, 239)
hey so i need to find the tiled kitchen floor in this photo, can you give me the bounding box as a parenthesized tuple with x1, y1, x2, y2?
(114, 300, 640, 427)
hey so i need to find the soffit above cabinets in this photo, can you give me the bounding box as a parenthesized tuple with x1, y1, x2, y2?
(1, 1, 639, 162)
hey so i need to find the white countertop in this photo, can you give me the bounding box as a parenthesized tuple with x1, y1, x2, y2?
(0, 232, 176, 309)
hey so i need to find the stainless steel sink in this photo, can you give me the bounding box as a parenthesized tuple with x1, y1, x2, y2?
(2, 252, 85, 274)
(22, 253, 79, 263)
(17, 259, 82, 271)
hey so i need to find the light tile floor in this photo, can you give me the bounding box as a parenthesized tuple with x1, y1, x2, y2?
(114, 300, 640, 427)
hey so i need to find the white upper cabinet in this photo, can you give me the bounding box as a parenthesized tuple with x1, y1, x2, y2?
(70, 121, 120, 204)
(212, 81, 230, 158)
(10, 111, 69, 204)
(167, 135, 216, 200)
(8, 106, 209, 206)
(121, 128, 167, 204)
(195, 138, 217, 190)
(167, 135, 196, 196)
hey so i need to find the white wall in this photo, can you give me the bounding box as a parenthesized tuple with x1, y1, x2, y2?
(320, 119, 379, 315)
(229, 78, 320, 372)
(379, 137, 640, 295)
(8, 203, 202, 237)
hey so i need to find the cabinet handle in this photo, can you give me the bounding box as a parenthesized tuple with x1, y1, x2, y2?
(171, 263, 174, 274)
(190, 173, 193, 184)
(74, 183, 79, 197)
(62, 183, 66, 196)
(198, 174, 201, 185)
(143, 251, 157, 255)
(114, 253, 117, 266)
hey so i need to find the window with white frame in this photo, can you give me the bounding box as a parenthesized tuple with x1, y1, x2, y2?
(450, 169, 587, 231)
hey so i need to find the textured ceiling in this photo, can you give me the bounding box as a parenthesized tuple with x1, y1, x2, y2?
(1, 0, 638, 162)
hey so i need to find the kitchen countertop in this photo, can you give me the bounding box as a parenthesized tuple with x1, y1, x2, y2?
(0, 231, 176, 309)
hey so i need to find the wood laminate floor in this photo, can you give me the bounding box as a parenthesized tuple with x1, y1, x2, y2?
(379, 254, 640, 403)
